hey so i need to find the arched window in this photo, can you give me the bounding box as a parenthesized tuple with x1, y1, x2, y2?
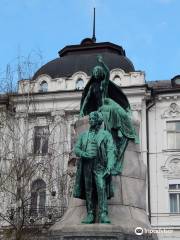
(30, 179, 46, 216)
(76, 78, 84, 90)
(113, 75, 121, 85)
(39, 81, 48, 92)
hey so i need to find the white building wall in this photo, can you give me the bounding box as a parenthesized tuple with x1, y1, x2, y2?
(18, 70, 145, 94)
(149, 94, 180, 239)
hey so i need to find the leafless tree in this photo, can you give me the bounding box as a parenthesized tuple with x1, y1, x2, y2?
(0, 54, 72, 240)
(0, 49, 44, 94)
(0, 97, 71, 240)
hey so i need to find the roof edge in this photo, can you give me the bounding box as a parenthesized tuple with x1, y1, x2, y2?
(59, 42, 126, 57)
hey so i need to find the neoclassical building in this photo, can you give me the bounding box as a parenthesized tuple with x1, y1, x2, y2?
(1, 37, 180, 239)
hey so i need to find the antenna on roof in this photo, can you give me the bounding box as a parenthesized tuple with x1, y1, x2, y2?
(92, 8, 96, 43)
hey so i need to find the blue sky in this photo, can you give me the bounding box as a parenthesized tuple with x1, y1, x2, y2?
(0, 0, 180, 81)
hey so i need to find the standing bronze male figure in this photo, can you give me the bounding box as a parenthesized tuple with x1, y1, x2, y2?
(73, 111, 116, 224)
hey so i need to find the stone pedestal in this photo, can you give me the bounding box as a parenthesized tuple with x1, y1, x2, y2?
(48, 117, 157, 240)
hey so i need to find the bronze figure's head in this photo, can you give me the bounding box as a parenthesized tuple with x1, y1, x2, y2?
(89, 111, 103, 127)
(92, 66, 105, 81)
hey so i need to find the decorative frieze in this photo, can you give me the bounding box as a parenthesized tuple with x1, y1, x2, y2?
(157, 95, 180, 101)
(161, 103, 180, 118)
(161, 156, 180, 176)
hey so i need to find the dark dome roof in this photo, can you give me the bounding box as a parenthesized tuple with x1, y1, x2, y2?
(32, 41, 135, 80)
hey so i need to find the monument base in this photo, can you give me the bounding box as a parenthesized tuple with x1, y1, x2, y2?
(48, 224, 156, 240)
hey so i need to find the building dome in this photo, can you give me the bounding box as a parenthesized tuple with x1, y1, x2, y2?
(32, 41, 135, 80)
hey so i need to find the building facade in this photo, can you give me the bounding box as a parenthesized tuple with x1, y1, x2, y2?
(0, 38, 180, 239)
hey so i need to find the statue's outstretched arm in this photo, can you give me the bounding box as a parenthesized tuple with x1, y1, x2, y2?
(97, 55, 109, 98)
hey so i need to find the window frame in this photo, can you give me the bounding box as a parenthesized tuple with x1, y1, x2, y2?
(169, 183, 180, 214)
(39, 80, 48, 92)
(30, 179, 46, 217)
(166, 120, 180, 150)
(75, 78, 84, 90)
(113, 75, 121, 86)
(33, 125, 49, 156)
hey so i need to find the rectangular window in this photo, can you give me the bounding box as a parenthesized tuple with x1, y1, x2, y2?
(169, 184, 180, 213)
(34, 126, 49, 155)
(167, 121, 180, 149)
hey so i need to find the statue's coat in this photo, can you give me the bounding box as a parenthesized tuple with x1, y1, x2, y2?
(73, 129, 116, 200)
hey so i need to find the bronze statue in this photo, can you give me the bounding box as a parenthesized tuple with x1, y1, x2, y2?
(79, 56, 139, 174)
(80, 55, 130, 117)
(73, 56, 139, 224)
(73, 111, 116, 224)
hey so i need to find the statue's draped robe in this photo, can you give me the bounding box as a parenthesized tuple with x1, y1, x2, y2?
(80, 79, 130, 116)
(80, 79, 139, 174)
(99, 98, 139, 173)
(73, 129, 116, 200)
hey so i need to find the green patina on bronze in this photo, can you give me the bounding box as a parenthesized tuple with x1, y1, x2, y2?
(73, 56, 139, 224)
(74, 111, 116, 224)
(79, 55, 139, 174)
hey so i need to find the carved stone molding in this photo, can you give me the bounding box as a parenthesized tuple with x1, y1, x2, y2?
(51, 110, 66, 123)
(131, 103, 142, 112)
(51, 110, 65, 117)
(158, 95, 179, 101)
(169, 158, 180, 174)
(161, 103, 180, 118)
(161, 156, 180, 176)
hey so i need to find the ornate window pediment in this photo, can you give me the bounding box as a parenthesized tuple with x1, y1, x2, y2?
(162, 103, 180, 119)
(161, 156, 180, 176)
(168, 158, 180, 174)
